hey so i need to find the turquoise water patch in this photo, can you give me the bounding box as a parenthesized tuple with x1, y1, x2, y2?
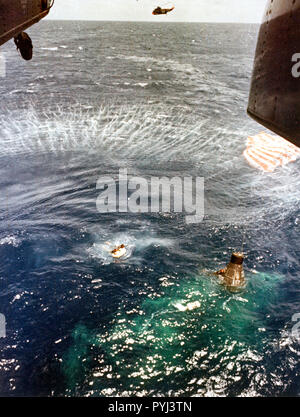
(62, 270, 284, 396)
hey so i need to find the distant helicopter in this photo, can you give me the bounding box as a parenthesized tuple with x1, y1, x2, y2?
(152, 6, 175, 15)
(0, 0, 54, 60)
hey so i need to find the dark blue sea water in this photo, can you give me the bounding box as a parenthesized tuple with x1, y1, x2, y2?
(0, 21, 299, 397)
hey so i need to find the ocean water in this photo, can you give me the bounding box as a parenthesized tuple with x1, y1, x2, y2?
(0, 21, 299, 397)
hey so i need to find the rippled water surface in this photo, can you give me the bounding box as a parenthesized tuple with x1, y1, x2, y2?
(0, 21, 299, 397)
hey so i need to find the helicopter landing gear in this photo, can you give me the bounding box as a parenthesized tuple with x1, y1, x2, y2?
(14, 32, 33, 61)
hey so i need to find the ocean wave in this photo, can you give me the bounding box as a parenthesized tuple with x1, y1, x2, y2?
(40, 47, 59, 51)
(119, 54, 197, 75)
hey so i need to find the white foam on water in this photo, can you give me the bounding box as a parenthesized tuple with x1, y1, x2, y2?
(88, 232, 172, 266)
(174, 301, 201, 312)
(119, 54, 197, 75)
(41, 47, 59, 51)
(0, 235, 21, 247)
